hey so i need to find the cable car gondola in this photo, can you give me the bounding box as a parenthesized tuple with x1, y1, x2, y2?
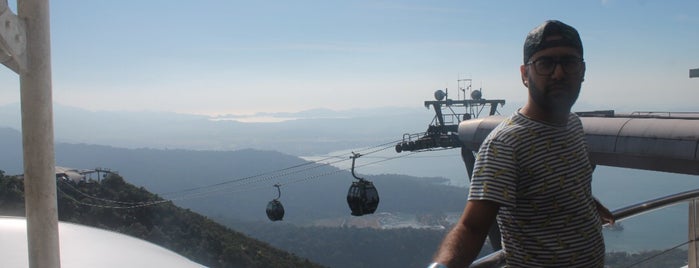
(346, 152, 380, 216)
(347, 179, 379, 216)
(266, 184, 285, 221)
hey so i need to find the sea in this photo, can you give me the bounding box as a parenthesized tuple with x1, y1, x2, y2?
(303, 149, 699, 253)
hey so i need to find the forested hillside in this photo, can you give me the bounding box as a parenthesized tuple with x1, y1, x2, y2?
(226, 219, 491, 268)
(0, 171, 323, 268)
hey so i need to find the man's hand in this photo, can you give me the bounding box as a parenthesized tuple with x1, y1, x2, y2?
(594, 199, 615, 225)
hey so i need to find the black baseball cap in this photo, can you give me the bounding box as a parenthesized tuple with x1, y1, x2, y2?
(523, 20, 583, 64)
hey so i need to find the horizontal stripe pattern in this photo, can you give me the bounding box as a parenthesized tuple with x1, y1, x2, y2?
(468, 112, 605, 267)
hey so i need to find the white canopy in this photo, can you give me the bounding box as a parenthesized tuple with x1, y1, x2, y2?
(0, 216, 205, 268)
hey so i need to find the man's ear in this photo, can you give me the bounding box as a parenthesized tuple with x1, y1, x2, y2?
(520, 65, 528, 87)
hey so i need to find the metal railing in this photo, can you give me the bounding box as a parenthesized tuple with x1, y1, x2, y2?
(470, 188, 699, 268)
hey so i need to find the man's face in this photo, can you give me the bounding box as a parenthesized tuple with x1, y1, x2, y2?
(521, 46, 585, 113)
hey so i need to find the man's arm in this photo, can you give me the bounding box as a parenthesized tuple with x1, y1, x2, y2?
(432, 199, 500, 268)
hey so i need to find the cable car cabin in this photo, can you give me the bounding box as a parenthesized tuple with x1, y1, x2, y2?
(347, 179, 379, 216)
(266, 200, 285, 221)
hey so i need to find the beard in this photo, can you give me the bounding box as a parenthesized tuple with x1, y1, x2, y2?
(527, 76, 581, 114)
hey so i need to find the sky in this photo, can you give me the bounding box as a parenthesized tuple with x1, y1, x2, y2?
(0, 0, 697, 117)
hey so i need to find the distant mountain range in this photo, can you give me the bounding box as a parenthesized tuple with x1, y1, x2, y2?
(2, 101, 687, 157)
(0, 103, 444, 155)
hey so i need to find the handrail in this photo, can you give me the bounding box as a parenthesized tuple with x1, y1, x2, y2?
(470, 188, 699, 268)
(613, 188, 699, 222)
(470, 251, 505, 268)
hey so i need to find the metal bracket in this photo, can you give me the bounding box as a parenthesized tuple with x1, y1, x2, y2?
(0, 0, 27, 73)
(350, 152, 364, 181)
(273, 183, 282, 200)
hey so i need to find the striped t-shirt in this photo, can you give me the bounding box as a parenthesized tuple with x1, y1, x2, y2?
(468, 111, 605, 267)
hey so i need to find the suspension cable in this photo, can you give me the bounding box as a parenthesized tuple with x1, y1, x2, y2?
(158, 139, 402, 197)
(58, 138, 420, 209)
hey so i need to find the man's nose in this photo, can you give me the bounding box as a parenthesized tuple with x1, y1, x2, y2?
(550, 63, 566, 79)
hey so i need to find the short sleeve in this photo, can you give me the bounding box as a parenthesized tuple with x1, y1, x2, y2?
(468, 139, 519, 207)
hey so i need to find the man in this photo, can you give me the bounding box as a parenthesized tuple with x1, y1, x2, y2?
(429, 20, 615, 268)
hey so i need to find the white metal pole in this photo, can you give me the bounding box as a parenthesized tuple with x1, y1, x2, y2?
(17, 0, 61, 267)
(690, 199, 699, 268)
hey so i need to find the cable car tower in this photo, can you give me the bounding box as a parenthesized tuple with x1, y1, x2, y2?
(395, 78, 506, 153)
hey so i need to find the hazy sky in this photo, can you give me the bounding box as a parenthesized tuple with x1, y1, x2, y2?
(0, 0, 697, 116)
